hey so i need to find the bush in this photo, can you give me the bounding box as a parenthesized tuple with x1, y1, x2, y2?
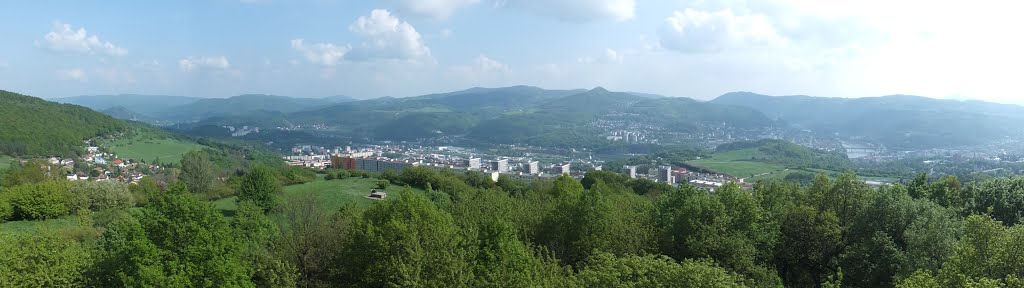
(0, 196, 12, 222)
(6, 180, 71, 220)
(0, 232, 91, 286)
(376, 179, 390, 189)
(67, 181, 134, 212)
(324, 173, 336, 181)
(335, 170, 350, 179)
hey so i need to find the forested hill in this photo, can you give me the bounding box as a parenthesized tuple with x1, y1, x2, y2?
(716, 139, 851, 170)
(711, 92, 1024, 149)
(0, 90, 127, 156)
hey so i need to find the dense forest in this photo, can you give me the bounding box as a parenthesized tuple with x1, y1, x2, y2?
(3, 150, 1024, 287)
(0, 90, 127, 157)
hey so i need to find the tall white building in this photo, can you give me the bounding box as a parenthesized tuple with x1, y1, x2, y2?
(623, 165, 638, 179)
(527, 161, 540, 175)
(464, 157, 481, 170)
(491, 159, 509, 172)
(557, 163, 571, 175)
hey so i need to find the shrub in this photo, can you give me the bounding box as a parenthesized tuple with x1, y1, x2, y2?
(67, 181, 134, 212)
(0, 196, 12, 222)
(7, 180, 71, 220)
(0, 232, 91, 286)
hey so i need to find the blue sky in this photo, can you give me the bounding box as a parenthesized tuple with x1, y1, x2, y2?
(1, 0, 1022, 103)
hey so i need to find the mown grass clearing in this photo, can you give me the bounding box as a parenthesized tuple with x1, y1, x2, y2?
(106, 135, 205, 165)
(212, 176, 420, 215)
(0, 216, 80, 236)
(0, 155, 15, 170)
(688, 148, 785, 178)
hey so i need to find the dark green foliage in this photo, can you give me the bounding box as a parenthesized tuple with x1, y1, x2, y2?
(0, 232, 91, 287)
(603, 146, 709, 173)
(180, 150, 215, 196)
(581, 170, 673, 196)
(655, 183, 777, 285)
(233, 201, 297, 287)
(237, 166, 282, 212)
(4, 180, 71, 220)
(965, 176, 1024, 224)
(7, 152, 1024, 288)
(281, 166, 317, 185)
(339, 189, 472, 286)
(91, 183, 252, 287)
(375, 179, 389, 189)
(576, 252, 748, 287)
(777, 205, 842, 287)
(0, 90, 127, 156)
(537, 177, 656, 266)
(129, 176, 160, 206)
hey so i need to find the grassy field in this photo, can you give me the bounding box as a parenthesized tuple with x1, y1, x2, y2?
(212, 176, 418, 215)
(687, 148, 786, 178)
(0, 216, 81, 236)
(3, 177, 412, 235)
(106, 135, 205, 165)
(0, 155, 15, 170)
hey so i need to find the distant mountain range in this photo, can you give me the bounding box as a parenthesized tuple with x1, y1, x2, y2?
(710, 92, 1024, 149)
(45, 86, 1024, 151)
(55, 94, 356, 124)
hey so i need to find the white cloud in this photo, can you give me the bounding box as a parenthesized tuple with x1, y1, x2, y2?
(178, 56, 231, 72)
(658, 8, 785, 53)
(579, 48, 623, 64)
(347, 9, 432, 61)
(497, 0, 635, 22)
(473, 54, 509, 72)
(38, 21, 127, 56)
(447, 54, 509, 84)
(392, 0, 479, 20)
(291, 39, 350, 66)
(56, 68, 88, 82)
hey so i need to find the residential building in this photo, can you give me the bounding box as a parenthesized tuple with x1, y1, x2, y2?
(657, 165, 674, 183)
(623, 165, 638, 179)
(464, 157, 482, 170)
(557, 163, 571, 175)
(491, 159, 509, 173)
(526, 161, 540, 175)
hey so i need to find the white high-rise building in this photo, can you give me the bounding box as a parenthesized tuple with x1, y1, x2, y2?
(527, 161, 540, 175)
(464, 157, 481, 170)
(557, 163, 571, 175)
(491, 159, 509, 172)
(623, 165, 638, 179)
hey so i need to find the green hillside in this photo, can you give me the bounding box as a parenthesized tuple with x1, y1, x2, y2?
(176, 86, 775, 148)
(0, 90, 128, 156)
(711, 92, 1024, 149)
(104, 130, 207, 165)
(688, 139, 850, 178)
(54, 94, 202, 116)
(158, 94, 339, 122)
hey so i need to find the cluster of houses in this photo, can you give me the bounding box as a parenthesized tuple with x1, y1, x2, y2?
(41, 146, 160, 184)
